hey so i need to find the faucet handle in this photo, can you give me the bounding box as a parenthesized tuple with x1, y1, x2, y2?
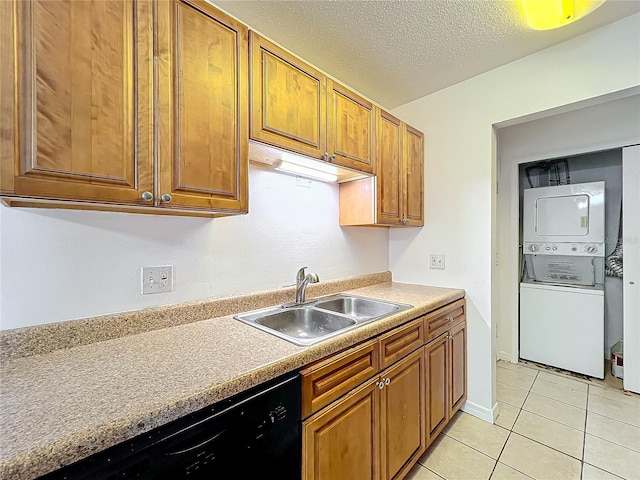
(296, 267, 308, 282)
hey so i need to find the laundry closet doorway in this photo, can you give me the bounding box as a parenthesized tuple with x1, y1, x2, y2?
(494, 90, 640, 393)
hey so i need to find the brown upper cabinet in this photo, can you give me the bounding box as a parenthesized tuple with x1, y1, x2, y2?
(1, 0, 248, 217)
(326, 81, 376, 174)
(339, 109, 424, 227)
(1, 0, 154, 207)
(249, 32, 376, 175)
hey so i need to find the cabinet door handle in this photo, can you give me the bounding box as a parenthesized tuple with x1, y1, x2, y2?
(384, 377, 390, 385)
(321, 152, 329, 160)
(378, 381, 385, 389)
(329, 154, 336, 161)
(161, 193, 172, 203)
(141, 191, 153, 201)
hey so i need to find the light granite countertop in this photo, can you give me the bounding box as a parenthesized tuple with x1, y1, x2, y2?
(0, 281, 464, 479)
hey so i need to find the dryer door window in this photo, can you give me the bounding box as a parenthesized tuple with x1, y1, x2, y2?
(536, 194, 589, 236)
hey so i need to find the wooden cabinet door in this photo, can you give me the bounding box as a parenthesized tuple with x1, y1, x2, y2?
(327, 81, 375, 174)
(156, 0, 248, 213)
(425, 332, 449, 446)
(250, 32, 326, 160)
(379, 348, 426, 480)
(376, 110, 403, 226)
(403, 124, 424, 226)
(449, 321, 467, 415)
(303, 377, 379, 480)
(2, 0, 153, 204)
(301, 339, 379, 419)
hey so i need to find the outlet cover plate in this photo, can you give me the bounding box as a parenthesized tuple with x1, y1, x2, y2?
(142, 266, 173, 294)
(430, 254, 445, 270)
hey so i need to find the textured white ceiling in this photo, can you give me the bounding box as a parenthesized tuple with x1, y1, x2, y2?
(213, 0, 640, 109)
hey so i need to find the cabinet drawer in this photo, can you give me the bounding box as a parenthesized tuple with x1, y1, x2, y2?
(424, 299, 466, 341)
(378, 317, 424, 370)
(301, 339, 379, 418)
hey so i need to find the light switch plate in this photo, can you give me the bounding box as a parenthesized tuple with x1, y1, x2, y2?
(142, 266, 173, 294)
(429, 254, 445, 270)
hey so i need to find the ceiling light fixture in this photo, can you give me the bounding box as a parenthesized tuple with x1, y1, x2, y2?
(521, 0, 606, 30)
(274, 161, 338, 183)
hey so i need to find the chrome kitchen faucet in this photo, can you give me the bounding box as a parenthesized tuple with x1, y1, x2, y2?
(295, 267, 319, 304)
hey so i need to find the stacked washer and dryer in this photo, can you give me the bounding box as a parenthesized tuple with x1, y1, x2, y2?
(520, 181, 605, 379)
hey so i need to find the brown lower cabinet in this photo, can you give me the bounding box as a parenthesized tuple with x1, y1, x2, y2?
(303, 377, 380, 480)
(425, 320, 467, 446)
(302, 299, 467, 480)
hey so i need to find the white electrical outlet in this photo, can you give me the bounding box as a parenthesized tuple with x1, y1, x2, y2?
(142, 266, 173, 294)
(429, 254, 445, 270)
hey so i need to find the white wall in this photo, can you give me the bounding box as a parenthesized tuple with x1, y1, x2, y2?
(0, 166, 389, 330)
(390, 14, 640, 420)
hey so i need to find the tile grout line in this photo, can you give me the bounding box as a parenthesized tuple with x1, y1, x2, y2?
(498, 362, 634, 480)
(490, 370, 538, 480)
(580, 385, 590, 479)
(424, 466, 445, 479)
(583, 401, 640, 428)
(527, 377, 590, 411)
(582, 462, 627, 480)
(501, 370, 594, 473)
(440, 431, 500, 462)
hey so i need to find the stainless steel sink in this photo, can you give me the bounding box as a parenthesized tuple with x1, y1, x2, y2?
(314, 295, 402, 319)
(234, 294, 412, 346)
(256, 308, 356, 340)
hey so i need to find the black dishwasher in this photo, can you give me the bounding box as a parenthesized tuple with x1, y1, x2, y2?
(41, 372, 301, 480)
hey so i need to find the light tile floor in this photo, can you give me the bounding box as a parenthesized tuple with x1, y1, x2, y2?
(406, 361, 640, 480)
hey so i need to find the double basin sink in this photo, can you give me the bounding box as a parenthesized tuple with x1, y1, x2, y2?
(234, 294, 413, 346)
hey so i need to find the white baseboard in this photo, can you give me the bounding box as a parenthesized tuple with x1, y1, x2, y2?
(497, 351, 513, 362)
(461, 400, 498, 423)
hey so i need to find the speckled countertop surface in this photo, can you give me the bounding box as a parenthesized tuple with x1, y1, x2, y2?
(0, 282, 464, 480)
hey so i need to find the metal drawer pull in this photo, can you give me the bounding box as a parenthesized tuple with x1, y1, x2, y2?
(141, 191, 153, 201)
(384, 378, 390, 385)
(161, 193, 172, 203)
(378, 381, 385, 389)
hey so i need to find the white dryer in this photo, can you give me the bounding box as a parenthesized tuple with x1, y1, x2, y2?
(520, 181, 605, 379)
(523, 181, 605, 256)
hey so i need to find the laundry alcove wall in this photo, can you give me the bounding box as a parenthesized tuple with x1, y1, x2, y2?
(495, 90, 640, 392)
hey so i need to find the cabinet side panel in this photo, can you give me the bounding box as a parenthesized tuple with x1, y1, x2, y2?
(338, 177, 376, 226)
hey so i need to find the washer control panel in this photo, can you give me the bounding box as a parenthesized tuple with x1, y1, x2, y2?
(523, 242, 604, 257)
